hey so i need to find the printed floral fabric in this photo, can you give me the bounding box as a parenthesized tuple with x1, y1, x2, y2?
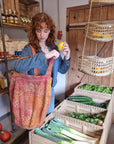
(9, 59, 53, 129)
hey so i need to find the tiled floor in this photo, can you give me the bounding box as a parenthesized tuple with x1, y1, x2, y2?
(0, 114, 114, 144)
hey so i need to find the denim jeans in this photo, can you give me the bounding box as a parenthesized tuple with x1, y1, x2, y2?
(47, 87, 55, 114)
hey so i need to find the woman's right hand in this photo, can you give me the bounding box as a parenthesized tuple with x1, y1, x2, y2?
(45, 50, 60, 59)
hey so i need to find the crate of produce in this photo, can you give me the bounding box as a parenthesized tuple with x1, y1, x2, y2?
(74, 82, 113, 100)
(53, 100, 107, 128)
(65, 96, 113, 142)
(29, 112, 103, 144)
(67, 95, 109, 109)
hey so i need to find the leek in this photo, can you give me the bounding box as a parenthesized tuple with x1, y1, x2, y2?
(35, 117, 98, 144)
(52, 118, 98, 142)
(35, 128, 90, 144)
(42, 127, 73, 142)
(35, 128, 70, 144)
(45, 123, 92, 143)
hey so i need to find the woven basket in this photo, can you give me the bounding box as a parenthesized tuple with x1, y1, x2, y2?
(78, 56, 114, 76)
(85, 23, 114, 42)
(90, 0, 114, 3)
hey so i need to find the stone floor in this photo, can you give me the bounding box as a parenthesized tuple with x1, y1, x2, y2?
(0, 114, 114, 144)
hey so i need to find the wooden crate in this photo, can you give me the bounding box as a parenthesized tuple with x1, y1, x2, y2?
(74, 82, 113, 100)
(29, 98, 113, 144)
(19, 2, 40, 18)
(3, 0, 40, 24)
(53, 100, 107, 129)
(52, 99, 113, 144)
(29, 113, 102, 144)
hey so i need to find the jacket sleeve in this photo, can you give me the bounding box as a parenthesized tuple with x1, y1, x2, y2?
(14, 45, 48, 73)
(58, 56, 71, 74)
(54, 45, 71, 74)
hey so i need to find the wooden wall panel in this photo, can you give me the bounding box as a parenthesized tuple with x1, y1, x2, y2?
(107, 5, 114, 20)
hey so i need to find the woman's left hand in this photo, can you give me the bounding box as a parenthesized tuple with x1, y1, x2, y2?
(61, 42, 70, 60)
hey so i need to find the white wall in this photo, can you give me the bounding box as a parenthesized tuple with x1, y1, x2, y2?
(0, 0, 89, 117)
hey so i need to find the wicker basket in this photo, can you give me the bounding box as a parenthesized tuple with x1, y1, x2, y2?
(90, 0, 114, 3)
(78, 56, 114, 76)
(85, 23, 114, 42)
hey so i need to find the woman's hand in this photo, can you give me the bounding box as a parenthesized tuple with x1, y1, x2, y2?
(45, 49, 60, 59)
(61, 42, 70, 60)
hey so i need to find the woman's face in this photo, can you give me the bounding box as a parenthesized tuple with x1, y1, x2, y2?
(35, 22, 50, 42)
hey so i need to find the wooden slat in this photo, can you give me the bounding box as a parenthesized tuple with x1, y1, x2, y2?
(11, 0, 15, 11)
(107, 5, 114, 20)
(3, 0, 8, 10)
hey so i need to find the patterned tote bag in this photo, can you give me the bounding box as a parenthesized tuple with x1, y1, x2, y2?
(9, 45, 53, 129)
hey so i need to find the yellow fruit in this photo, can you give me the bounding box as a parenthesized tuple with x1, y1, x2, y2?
(95, 67, 101, 73)
(58, 41, 64, 50)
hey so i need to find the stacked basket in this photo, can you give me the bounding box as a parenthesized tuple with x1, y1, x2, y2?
(78, 0, 114, 77)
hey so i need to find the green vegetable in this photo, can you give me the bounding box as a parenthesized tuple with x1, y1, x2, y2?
(67, 96, 92, 102)
(67, 112, 104, 126)
(35, 128, 71, 144)
(35, 117, 98, 144)
(79, 84, 113, 94)
(48, 118, 97, 143)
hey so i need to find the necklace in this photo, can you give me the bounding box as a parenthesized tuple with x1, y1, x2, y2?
(40, 42, 49, 54)
(41, 46, 49, 54)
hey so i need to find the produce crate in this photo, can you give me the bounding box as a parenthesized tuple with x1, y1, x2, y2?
(74, 82, 113, 100)
(67, 92, 112, 109)
(53, 99, 113, 144)
(29, 112, 103, 144)
(66, 97, 109, 110)
(52, 100, 107, 129)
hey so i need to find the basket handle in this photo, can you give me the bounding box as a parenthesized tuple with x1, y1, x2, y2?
(81, 0, 93, 70)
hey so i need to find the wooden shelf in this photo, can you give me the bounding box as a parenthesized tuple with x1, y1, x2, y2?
(0, 56, 20, 63)
(0, 88, 8, 95)
(1, 23, 27, 30)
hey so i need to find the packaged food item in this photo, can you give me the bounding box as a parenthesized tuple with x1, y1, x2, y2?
(0, 71, 8, 89)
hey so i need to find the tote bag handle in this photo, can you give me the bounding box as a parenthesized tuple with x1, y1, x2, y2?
(18, 45, 54, 76)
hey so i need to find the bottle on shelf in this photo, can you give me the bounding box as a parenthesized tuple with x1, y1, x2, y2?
(1, 9, 6, 23)
(9, 9, 14, 24)
(5, 10, 9, 23)
(13, 10, 18, 24)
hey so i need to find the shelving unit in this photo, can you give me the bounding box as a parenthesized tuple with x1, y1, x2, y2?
(0, 56, 20, 62)
(0, 87, 8, 95)
(0, 22, 26, 29)
(0, 0, 40, 132)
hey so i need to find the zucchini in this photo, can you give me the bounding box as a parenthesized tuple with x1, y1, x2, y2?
(68, 98, 92, 102)
(80, 101, 94, 104)
(68, 96, 92, 101)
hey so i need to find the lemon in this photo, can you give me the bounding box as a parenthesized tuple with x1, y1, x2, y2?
(58, 41, 64, 50)
(95, 67, 101, 73)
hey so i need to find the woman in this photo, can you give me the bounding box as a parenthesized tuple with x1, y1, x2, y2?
(14, 12, 71, 114)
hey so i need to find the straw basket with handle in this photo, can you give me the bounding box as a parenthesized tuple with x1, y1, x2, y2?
(85, 23, 114, 42)
(78, 0, 114, 77)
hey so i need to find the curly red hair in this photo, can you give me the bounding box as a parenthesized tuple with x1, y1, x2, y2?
(27, 12, 56, 52)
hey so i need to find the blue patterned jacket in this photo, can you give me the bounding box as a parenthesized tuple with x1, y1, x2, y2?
(14, 44, 70, 87)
